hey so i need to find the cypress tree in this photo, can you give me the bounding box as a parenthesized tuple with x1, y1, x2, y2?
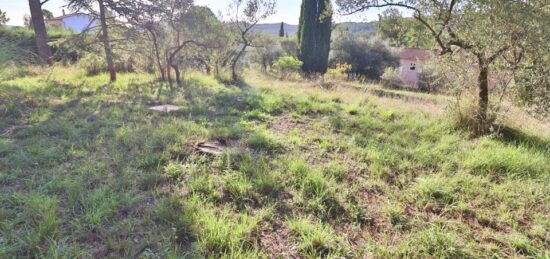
(279, 22, 285, 37)
(298, 0, 332, 74)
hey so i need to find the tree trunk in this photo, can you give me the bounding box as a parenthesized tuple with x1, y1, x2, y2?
(231, 44, 247, 82)
(28, 0, 52, 65)
(203, 61, 211, 75)
(147, 28, 165, 81)
(477, 57, 489, 123)
(172, 63, 181, 86)
(214, 60, 220, 78)
(98, 0, 116, 82)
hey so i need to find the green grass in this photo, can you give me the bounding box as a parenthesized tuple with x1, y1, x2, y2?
(0, 67, 548, 258)
(286, 216, 344, 257)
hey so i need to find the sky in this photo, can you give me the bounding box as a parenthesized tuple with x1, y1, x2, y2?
(0, 0, 385, 26)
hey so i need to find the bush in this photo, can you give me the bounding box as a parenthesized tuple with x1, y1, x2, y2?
(380, 67, 403, 89)
(330, 32, 399, 80)
(326, 63, 352, 81)
(447, 98, 497, 136)
(418, 62, 445, 93)
(0, 27, 76, 67)
(273, 56, 303, 79)
(79, 52, 136, 76)
(251, 34, 284, 71)
(0, 27, 40, 66)
(280, 38, 298, 57)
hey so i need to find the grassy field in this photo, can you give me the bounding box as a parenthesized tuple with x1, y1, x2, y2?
(0, 68, 549, 258)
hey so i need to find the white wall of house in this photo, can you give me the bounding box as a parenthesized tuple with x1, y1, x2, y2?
(399, 58, 422, 84)
(62, 14, 96, 32)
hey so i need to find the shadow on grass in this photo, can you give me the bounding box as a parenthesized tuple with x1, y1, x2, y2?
(0, 74, 271, 257)
(498, 126, 550, 153)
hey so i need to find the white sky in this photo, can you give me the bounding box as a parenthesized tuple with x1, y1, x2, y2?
(1, 0, 385, 26)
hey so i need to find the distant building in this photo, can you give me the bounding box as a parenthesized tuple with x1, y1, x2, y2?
(46, 12, 96, 33)
(398, 48, 432, 85)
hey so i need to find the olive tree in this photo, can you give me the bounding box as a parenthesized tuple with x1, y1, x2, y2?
(330, 30, 399, 79)
(228, 0, 276, 82)
(337, 0, 550, 128)
(251, 33, 284, 72)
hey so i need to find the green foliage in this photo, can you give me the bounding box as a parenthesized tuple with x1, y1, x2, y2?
(280, 38, 298, 57)
(380, 67, 402, 88)
(0, 27, 76, 69)
(513, 44, 550, 116)
(79, 51, 136, 76)
(326, 63, 352, 81)
(0, 28, 40, 66)
(298, 0, 332, 74)
(417, 61, 446, 92)
(0, 9, 9, 25)
(251, 33, 284, 71)
(376, 8, 435, 49)
(330, 31, 399, 79)
(273, 55, 303, 78)
(42, 9, 54, 20)
(337, 0, 550, 127)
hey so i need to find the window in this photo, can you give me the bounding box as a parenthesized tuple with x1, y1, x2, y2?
(410, 63, 416, 70)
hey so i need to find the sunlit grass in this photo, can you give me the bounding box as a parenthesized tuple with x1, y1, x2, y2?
(0, 68, 548, 258)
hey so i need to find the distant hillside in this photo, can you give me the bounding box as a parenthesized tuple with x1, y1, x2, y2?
(336, 22, 377, 35)
(252, 22, 377, 36)
(251, 23, 299, 36)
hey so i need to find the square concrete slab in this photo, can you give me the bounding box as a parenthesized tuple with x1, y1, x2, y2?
(149, 104, 183, 112)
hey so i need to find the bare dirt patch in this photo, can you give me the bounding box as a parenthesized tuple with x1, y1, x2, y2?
(268, 114, 310, 138)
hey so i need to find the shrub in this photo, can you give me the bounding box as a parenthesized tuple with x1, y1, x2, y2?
(326, 63, 352, 81)
(418, 61, 445, 92)
(251, 34, 284, 71)
(273, 56, 303, 79)
(280, 38, 298, 57)
(79, 52, 136, 76)
(0, 28, 40, 66)
(330, 32, 400, 80)
(447, 97, 497, 136)
(380, 67, 403, 89)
